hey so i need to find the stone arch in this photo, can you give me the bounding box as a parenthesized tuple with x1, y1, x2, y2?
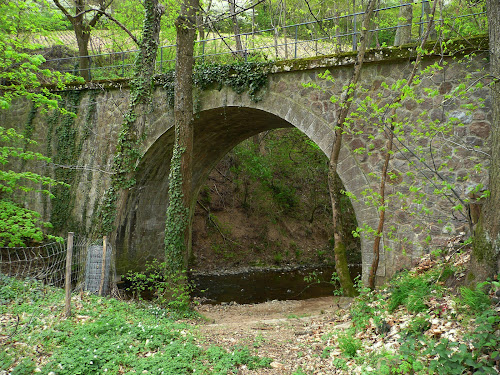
(115, 92, 383, 283)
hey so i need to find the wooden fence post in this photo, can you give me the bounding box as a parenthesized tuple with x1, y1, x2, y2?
(64, 232, 74, 318)
(98, 236, 107, 296)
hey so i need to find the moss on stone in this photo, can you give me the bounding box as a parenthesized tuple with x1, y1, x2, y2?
(472, 220, 495, 263)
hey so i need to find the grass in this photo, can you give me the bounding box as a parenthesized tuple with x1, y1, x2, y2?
(0, 275, 271, 374)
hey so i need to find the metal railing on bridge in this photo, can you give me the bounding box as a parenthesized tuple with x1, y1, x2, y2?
(42, 0, 487, 81)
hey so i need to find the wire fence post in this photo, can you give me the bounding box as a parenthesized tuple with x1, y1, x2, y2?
(98, 236, 107, 296)
(64, 232, 74, 318)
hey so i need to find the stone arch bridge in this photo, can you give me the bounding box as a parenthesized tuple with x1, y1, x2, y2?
(2, 39, 491, 284)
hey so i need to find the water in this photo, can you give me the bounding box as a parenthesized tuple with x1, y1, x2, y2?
(189, 265, 361, 304)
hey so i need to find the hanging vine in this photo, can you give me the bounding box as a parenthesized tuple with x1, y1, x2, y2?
(99, 0, 164, 235)
(50, 91, 82, 231)
(164, 140, 189, 272)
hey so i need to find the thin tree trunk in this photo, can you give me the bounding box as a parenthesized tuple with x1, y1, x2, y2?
(75, 28, 91, 81)
(329, 0, 377, 297)
(470, 0, 500, 282)
(394, 0, 413, 46)
(368, 0, 438, 289)
(52, 0, 109, 81)
(228, 0, 244, 57)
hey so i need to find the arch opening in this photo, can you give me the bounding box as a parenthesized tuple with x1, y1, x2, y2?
(115, 106, 376, 288)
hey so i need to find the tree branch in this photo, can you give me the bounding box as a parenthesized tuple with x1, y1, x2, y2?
(52, 0, 73, 21)
(71, 7, 139, 46)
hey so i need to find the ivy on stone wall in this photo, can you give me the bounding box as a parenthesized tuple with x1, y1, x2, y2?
(155, 61, 271, 107)
(99, 0, 161, 236)
(41, 90, 98, 234)
(50, 91, 82, 231)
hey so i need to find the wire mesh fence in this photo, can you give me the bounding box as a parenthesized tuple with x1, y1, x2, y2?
(40, 0, 487, 81)
(0, 233, 112, 296)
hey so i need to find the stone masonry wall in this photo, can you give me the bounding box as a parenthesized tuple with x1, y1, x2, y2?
(0, 38, 491, 284)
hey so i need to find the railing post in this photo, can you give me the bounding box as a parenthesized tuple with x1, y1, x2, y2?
(88, 57, 92, 81)
(121, 53, 125, 77)
(420, 0, 426, 40)
(284, 26, 288, 59)
(352, 13, 357, 51)
(295, 25, 298, 59)
(160, 47, 163, 73)
(64, 232, 74, 318)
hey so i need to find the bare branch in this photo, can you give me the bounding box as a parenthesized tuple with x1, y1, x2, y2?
(198, 0, 266, 28)
(52, 0, 73, 21)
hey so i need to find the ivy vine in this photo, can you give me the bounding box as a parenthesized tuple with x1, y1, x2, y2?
(155, 61, 271, 107)
(50, 91, 82, 232)
(164, 141, 189, 273)
(98, 2, 160, 235)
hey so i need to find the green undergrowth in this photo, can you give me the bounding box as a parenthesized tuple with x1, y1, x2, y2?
(0, 275, 272, 374)
(334, 248, 500, 375)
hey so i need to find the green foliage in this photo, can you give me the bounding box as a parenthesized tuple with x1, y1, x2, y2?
(11, 359, 36, 375)
(0, 125, 65, 246)
(337, 330, 362, 358)
(204, 345, 272, 373)
(0, 0, 80, 246)
(1, 276, 272, 374)
(47, 91, 84, 232)
(0, 274, 43, 304)
(424, 314, 500, 375)
(459, 282, 491, 313)
(0, 200, 61, 247)
(157, 61, 270, 106)
(388, 272, 431, 313)
(125, 260, 193, 318)
(350, 299, 373, 331)
(404, 315, 431, 337)
(99, 0, 163, 236)
(193, 62, 270, 101)
(292, 367, 311, 375)
(378, 341, 426, 375)
(332, 357, 348, 370)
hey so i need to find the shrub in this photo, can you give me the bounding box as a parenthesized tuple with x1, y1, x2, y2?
(404, 315, 431, 337)
(459, 282, 491, 313)
(125, 260, 194, 317)
(388, 272, 431, 313)
(337, 331, 362, 358)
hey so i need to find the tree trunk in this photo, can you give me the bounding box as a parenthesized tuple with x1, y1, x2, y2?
(470, 0, 500, 282)
(74, 26, 91, 81)
(329, 0, 377, 296)
(52, 0, 109, 82)
(228, 0, 244, 57)
(394, 0, 413, 46)
(164, 0, 198, 273)
(421, 1, 437, 41)
(368, 0, 437, 289)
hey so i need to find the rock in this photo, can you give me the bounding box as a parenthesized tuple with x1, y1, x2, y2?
(271, 361, 285, 369)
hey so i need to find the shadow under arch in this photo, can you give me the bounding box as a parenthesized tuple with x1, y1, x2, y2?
(115, 105, 382, 283)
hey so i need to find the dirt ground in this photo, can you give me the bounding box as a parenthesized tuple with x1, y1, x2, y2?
(194, 296, 354, 374)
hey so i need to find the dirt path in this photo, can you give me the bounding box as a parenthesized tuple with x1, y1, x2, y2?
(194, 297, 354, 374)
